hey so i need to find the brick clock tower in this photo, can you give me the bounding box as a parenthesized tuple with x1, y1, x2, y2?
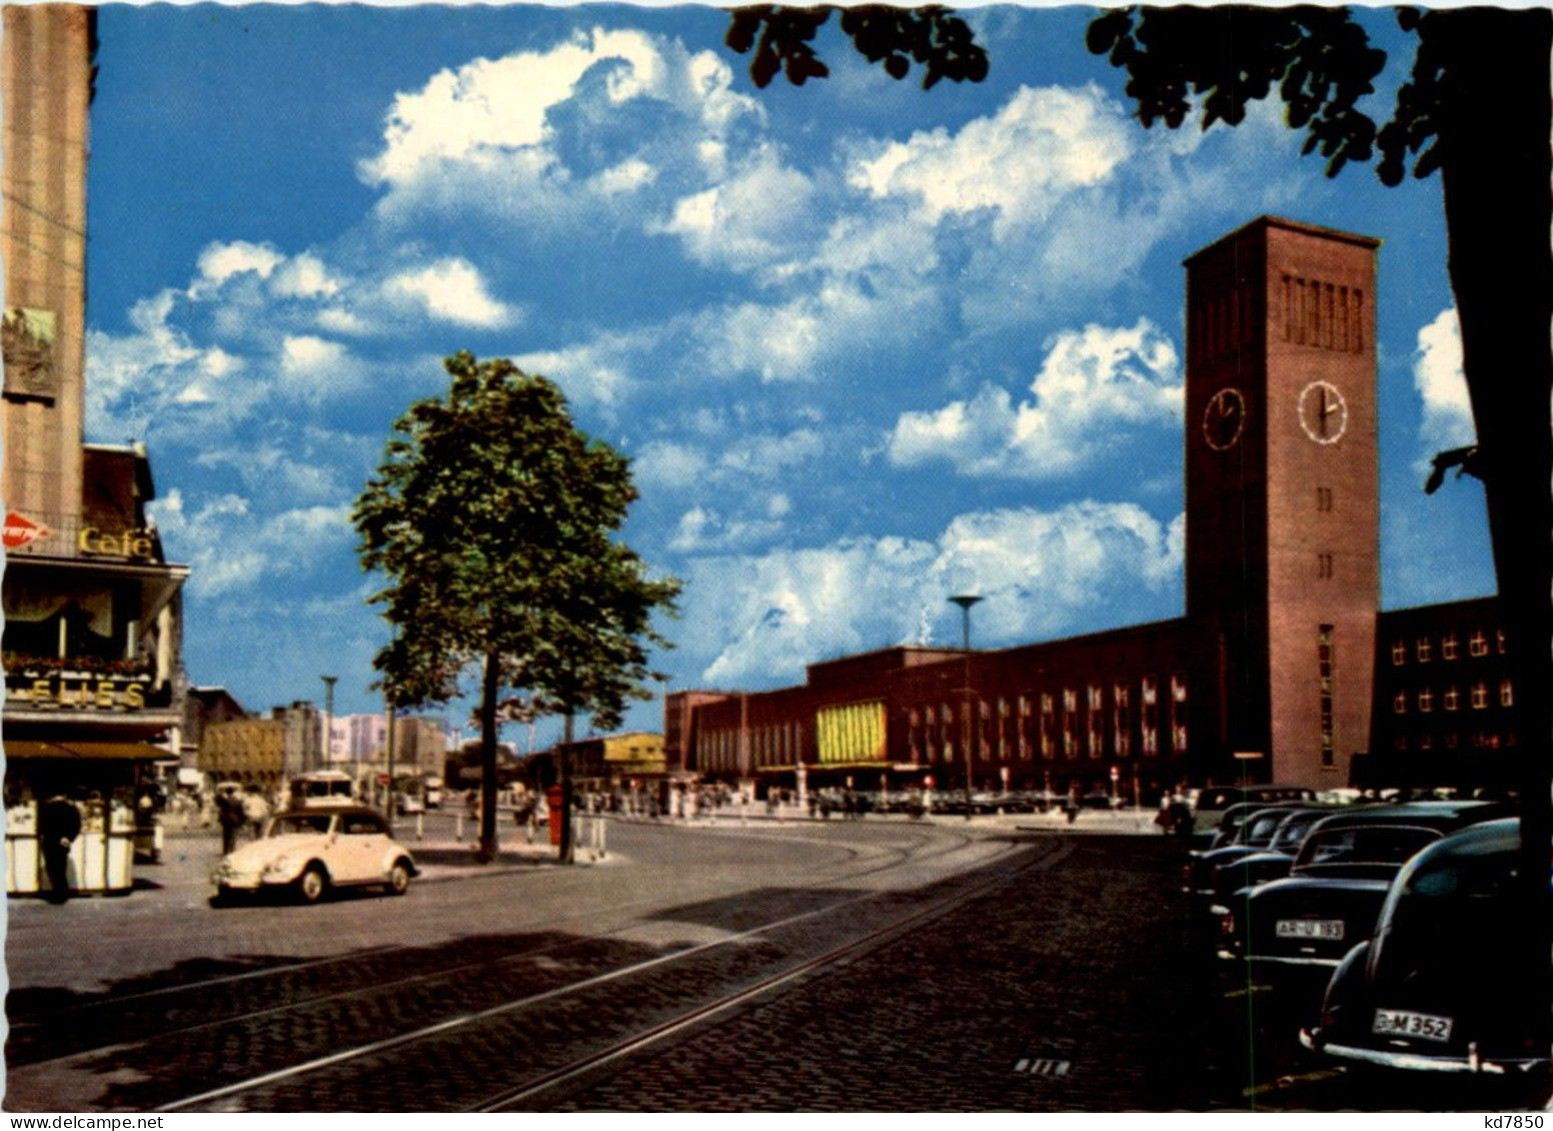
(1184, 217, 1380, 788)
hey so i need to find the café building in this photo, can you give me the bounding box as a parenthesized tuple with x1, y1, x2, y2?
(3, 6, 190, 896)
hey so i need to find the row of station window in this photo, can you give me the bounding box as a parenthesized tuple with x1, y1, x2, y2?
(1392, 679, 1514, 714)
(906, 675, 1190, 763)
(693, 675, 1192, 772)
(907, 724, 1185, 764)
(1390, 628, 1504, 666)
(1391, 730, 1517, 753)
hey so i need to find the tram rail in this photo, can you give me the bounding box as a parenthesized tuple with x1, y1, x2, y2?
(144, 836, 1064, 1112)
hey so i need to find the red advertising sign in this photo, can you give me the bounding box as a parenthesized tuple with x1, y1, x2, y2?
(3, 511, 51, 549)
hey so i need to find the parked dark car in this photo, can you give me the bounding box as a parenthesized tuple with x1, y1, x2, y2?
(1301, 817, 1548, 1078)
(1184, 804, 1304, 900)
(1190, 783, 1318, 836)
(1204, 805, 1355, 911)
(1190, 800, 1269, 853)
(1217, 801, 1513, 980)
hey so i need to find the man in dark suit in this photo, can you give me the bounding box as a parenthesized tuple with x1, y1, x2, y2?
(38, 795, 81, 904)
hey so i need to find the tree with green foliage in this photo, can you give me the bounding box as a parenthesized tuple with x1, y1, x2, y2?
(353, 351, 681, 864)
(728, 1, 1550, 1048)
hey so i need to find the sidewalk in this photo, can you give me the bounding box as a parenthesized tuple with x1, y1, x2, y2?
(409, 832, 623, 879)
(158, 802, 1161, 893)
(599, 803, 1165, 836)
(1009, 806, 1166, 836)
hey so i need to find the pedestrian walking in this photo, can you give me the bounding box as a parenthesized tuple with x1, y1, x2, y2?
(38, 794, 81, 904)
(217, 788, 243, 855)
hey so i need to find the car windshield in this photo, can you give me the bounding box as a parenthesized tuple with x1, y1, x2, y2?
(1295, 825, 1440, 870)
(1271, 813, 1320, 850)
(270, 814, 335, 837)
(1242, 812, 1287, 846)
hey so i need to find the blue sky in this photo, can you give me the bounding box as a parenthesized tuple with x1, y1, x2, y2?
(83, 4, 1494, 745)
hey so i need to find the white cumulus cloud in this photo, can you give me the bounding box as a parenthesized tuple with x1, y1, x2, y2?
(385, 259, 516, 328)
(633, 441, 708, 489)
(669, 505, 786, 552)
(1413, 308, 1475, 460)
(656, 147, 818, 273)
(848, 84, 1133, 236)
(685, 501, 1183, 685)
(195, 240, 284, 288)
(359, 26, 761, 228)
(272, 252, 342, 299)
(150, 490, 355, 598)
(887, 319, 1181, 478)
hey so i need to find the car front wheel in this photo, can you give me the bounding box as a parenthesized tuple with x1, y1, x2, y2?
(387, 859, 412, 896)
(296, 864, 329, 904)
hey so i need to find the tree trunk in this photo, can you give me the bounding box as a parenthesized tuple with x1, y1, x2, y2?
(559, 711, 575, 865)
(1436, 7, 1552, 1049)
(478, 651, 500, 863)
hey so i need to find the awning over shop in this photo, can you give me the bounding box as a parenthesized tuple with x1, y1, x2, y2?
(5, 739, 170, 761)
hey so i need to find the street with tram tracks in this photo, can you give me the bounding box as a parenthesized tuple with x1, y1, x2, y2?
(5, 812, 1548, 1112)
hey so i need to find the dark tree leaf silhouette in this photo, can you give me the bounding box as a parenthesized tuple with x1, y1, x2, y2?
(725, 5, 987, 89)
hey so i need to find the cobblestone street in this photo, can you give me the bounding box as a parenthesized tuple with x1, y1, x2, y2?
(554, 833, 1214, 1111)
(7, 819, 1548, 1113)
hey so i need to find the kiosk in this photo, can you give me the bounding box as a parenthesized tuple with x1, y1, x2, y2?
(3, 740, 163, 896)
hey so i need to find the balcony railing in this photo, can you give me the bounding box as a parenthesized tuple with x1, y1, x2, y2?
(3, 651, 156, 679)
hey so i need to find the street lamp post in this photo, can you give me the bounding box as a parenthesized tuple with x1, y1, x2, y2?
(948, 595, 983, 821)
(384, 700, 396, 831)
(320, 675, 337, 776)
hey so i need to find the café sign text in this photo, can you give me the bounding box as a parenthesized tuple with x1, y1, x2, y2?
(78, 526, 154, 559)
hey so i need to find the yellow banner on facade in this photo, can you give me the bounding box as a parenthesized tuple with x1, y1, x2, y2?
(816, 701, 885, 764)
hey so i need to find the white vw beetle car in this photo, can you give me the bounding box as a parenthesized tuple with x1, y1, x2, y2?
(211, 806, 417, 904)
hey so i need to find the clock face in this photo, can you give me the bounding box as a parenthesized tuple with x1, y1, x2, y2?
(1298, 380, 1348, 444)
(1202, 387, 1246, 451)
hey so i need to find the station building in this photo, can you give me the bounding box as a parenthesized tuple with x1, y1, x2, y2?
(666, 217, 1516, 800)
